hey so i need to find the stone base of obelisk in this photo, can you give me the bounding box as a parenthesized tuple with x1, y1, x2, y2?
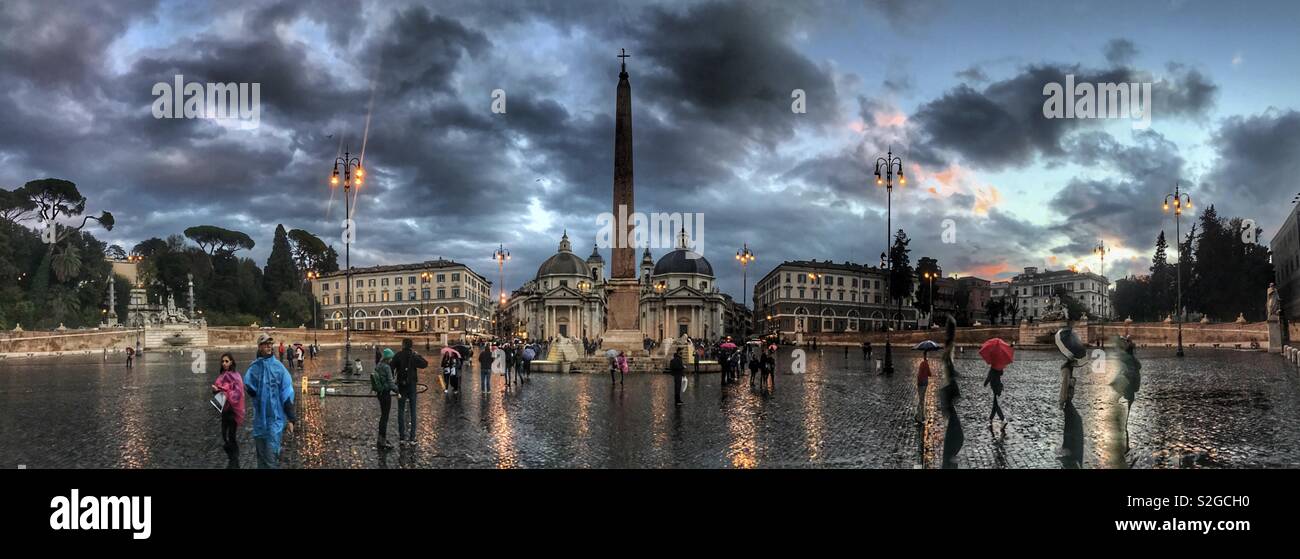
(603, 279, 645, 355)
(1268, 319, 1283, 353)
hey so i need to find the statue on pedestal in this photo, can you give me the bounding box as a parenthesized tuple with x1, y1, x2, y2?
(1267, 282, 1280, 322)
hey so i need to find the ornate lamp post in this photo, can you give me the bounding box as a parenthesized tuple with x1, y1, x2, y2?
(875, 147, 904, 375)
(493, 244, 510, 309)
(420, 271, 432, 350)
(578, 280, 591, 340)
(735, 244, 755, 337)
(922, 270, 936, 326)
(305, 270, 320, 345)
(655, 280, 668, 341)
(1093, 241, 1109, 320)
(330, 147, 363, 373)
(1163, 184, 1192, 357)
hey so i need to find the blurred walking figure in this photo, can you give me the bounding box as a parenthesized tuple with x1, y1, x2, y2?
(938, 317, 963, 469)
(915, 354, 931, 423)
(492, 344, 506, 389)
(522, 344, 535, 381)
(244, 333, 297, 469)
(371, 348, 397, 450)
(616, 351, 628, 385)
(392, 338, 428, 444)
(294, 344, 304, 369)
(212, 353, 244, 467)
(671, 350, 686, 406)
(760, 350, 776, 391)
(125, 346, 135, 368)
(1108, 335, 1142, 458)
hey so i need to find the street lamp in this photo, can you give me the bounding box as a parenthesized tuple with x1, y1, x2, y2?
(305, 270, 320, 345)
(922, 271, 936, 325)
(493, 244, 510, 309)
(420, 271, 432, 351)
(654, 280, 668, 341)
(578, 280, 591, 340)
(875, 147, 904, 375)
(735, 244, 755, 337)
(330, 147, 363, 373)
(1163, 183, 1192, 357)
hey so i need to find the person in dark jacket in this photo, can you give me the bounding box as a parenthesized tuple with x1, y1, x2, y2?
(761, 350, 776, 391)
(983, 367, 1006, 425)
(670, 351, 686, 405)
(371, 348, 397, 450)
(478, 345, 494, 394)
(390, 338, 428, 444)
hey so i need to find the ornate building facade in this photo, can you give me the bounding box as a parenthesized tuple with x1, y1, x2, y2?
(311, 259, 493, 341)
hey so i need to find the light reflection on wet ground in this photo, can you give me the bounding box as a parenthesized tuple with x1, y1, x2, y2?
(2, 346, 1299, 468)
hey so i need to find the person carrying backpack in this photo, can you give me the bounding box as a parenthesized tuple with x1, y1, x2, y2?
(371, 348, 397, 450)
(390, 338, 428, 444)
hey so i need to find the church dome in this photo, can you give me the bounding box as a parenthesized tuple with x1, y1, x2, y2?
(654, 249, 713, 276)
(536, 232, 588, 278)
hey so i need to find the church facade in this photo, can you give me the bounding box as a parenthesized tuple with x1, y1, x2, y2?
(504, 229, 726, 343)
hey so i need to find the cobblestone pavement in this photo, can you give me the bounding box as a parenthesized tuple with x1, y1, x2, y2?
(3, 345, 1299, 468)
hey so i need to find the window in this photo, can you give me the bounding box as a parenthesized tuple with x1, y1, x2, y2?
(437, 288, 446, 299)
(356, 280, 363, 288)
(851, 278, 858, 287)
(679, 279, 688, 287)
(837, 277, 844, 286)
(422, 289, 430, 300)
(382, 291, 390, 302)
(797, 274, 805, 284)
(452, 273, 461, 282)
(701, 282, 708, 289)
(799, 288, 806, 298)
(334, 281, 339, 290)
(368, 279, 376, 287)
(409, 291, 416, 300)
(395, 292, 403, 302)
(784, 273, 791, 283)
(437, 274, 446, 283)
(368, 293, 375, 302)
(559, 280, 568, 288)
(381, 278, 389, 286)
(452, 287, 460, 298)
(395, 277, 402, 285)
(323, 283, 329, 291)
(334, 295, 340, 304)
(323, 296, 329, 305)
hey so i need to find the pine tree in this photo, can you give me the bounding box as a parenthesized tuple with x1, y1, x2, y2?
(1150, 231, 1173, 320)
(263, 224, 300, 302)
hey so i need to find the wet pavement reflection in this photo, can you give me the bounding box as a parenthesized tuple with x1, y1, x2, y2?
(3, 345, 1300, 468)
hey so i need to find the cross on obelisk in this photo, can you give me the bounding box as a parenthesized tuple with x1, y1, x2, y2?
(618, 48, 629, 71)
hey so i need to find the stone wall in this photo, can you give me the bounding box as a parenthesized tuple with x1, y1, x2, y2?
(0, 329, 136, 355)
(785, 321, 1269, 348)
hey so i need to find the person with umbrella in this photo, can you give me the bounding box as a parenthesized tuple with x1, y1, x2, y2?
(521, 344, 536, 381)
(439, 346, 462, 395)
(605, 348, 619, 384)
(1054, 327, 1089, 466)
(913, 340, 941, 423)
(979, 338, 1014, 428)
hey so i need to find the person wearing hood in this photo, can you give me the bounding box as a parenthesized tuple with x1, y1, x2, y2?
(391, 338, 428, 443)
(244, 333, 297, 469)
(212, 353, 244, 467)
(371, 348, 397, 450)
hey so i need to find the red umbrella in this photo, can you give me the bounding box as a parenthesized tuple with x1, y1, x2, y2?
(440, 347, 461, 359)
(979, 338, 1014, 371)
(719, 342, 738, 350)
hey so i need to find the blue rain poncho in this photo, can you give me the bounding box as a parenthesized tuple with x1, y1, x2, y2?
(243, 354, 296, 453)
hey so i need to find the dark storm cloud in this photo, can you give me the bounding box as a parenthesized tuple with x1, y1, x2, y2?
(1047, 129, 1187, 255)
(0, 0, 157, 90)
(955, 65, 988, 83)
(862, 0, 944, 27)
(1205, 109, 1300, 239)
(912, 60, 1217, 170)
(1103, 38, 1138, 67)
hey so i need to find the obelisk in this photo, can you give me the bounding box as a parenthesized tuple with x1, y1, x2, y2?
(604, 48, 643, 349)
